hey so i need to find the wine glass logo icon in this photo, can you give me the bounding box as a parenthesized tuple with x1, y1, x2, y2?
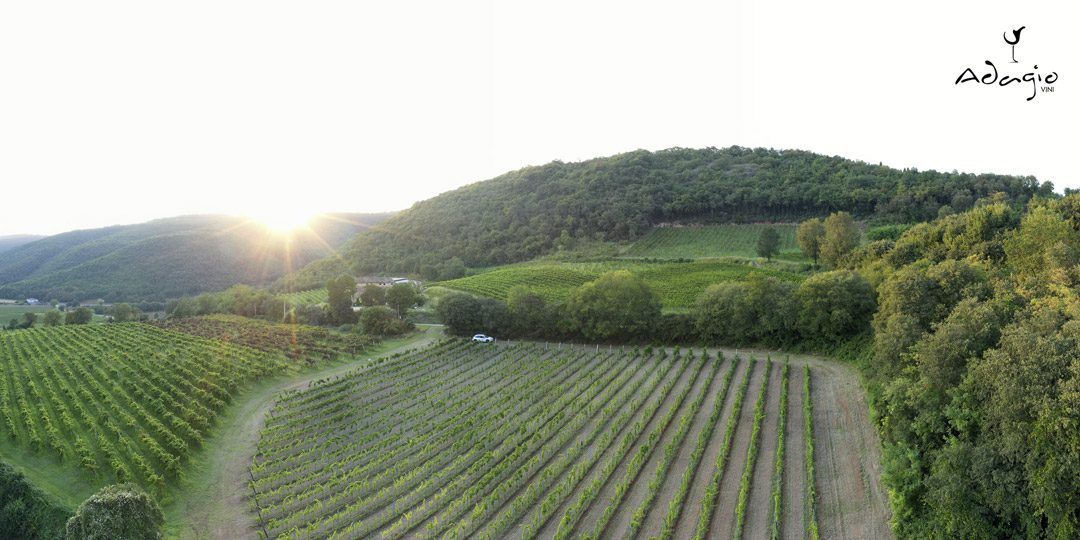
(1003, 26, 1025, 63)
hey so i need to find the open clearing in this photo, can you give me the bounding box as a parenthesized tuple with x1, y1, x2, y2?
(248, 341, 891, 539)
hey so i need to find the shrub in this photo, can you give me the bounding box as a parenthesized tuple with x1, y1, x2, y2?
(64, 484, 163, 540)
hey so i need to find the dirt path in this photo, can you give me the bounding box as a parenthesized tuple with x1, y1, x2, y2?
(162, 330, 442, 540)
(635, 356, 726, 539)
(811, 362, 892, 540)
(671, 356, 745, 539)
(708, 357, 767, 539)
(743, 361, 784, 539)
(782, 363, 807, 540)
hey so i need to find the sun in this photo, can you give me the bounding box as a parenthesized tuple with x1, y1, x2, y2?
(246, 210, 315, 234)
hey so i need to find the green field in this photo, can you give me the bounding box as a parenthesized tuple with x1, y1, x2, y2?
(0, 305, 56, 327)
(437, 260, 804, 308)
(623, 224, 801, 259)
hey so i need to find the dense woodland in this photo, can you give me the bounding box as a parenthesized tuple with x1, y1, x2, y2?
(841, 197, 1080, 538)
(0, 213, 391, 302)
(329, 147, 1048, 278)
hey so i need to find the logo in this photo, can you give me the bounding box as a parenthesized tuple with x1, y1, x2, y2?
(955, 26, 1057, 101)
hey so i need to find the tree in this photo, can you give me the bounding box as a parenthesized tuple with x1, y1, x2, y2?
(797, 218, 826, 265)
(506, 286, 553, 338)
(326, 275, 357, 325)
(1, 463, 69, 539)
(693, 275, 797, 346)
(437, 257, 467, 281)
(43, 310, 63, 327)
(820, 211, 860, 267)
(756, 227, 781, 261)
(64, 307, 93, 325)
(110, 303, 142, 323)
(65, 484, 163, 540)
(795, 270, 876, 343)
(358, 284, 386, 307)
(360, 306, 412, 336)
(435, 292, 484, 336)
(565, 270, 661, 341)
(21, 312, 37, 329)
(386, 283, 420, 318)
(694, 282, 756, 344)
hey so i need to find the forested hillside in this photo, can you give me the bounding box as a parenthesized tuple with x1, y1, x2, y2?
(334, 147, 1048, 276)
(0, 213, 391, 302)
(842, 196, 1080, 538)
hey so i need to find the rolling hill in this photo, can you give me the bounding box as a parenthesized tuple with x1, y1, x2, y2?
(0, 235, 44, 254)
(0, 213, 392, 302)
(317, 147, 1047, 278)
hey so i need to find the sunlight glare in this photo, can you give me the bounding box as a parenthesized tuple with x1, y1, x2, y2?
(246, 210, 315, 235)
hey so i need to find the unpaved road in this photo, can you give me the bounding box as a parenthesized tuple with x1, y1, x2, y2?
(811, 360, 892, 539)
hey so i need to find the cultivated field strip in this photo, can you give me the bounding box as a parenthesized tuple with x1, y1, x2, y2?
(249, 343, 888, 539)
(0, 323, 284, 494)
(782, 365, 807, 540)
(623, 223, 800, 259)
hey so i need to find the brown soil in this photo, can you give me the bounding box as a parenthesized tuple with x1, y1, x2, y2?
(811, 362, 893, 539)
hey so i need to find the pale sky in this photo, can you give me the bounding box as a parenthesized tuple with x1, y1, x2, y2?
(1, 1, 1075, 236)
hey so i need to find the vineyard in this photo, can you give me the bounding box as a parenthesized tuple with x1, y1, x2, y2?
(437, 261, 803, 309)
(280, 289, 329, 306)
(248, 339, 889, 539)
(624, 224, 801, 259)
(154, 315, 375, 362)
(0, 323, 286, 499)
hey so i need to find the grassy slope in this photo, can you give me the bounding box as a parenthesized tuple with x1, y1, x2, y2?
(0, 304, 57, 327)
(162, 329, 440, 539)
(623, 224, 801, 259)
(437, 260, 805, 308)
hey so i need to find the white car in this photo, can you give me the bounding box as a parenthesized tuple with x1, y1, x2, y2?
(471, 334, 496, 343)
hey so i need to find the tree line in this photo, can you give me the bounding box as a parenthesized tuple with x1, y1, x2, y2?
(164, 280, 424, 338)
(435, 266, 875, 347)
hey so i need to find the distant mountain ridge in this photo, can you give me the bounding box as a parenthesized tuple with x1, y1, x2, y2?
(0, 235, 44, 254)
(315, 146, 1049, 278)
(0, 213, 392, 302)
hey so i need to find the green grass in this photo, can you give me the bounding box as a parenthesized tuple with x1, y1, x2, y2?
(438, 260, 805, 308)
(623, 224, 801, 259)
